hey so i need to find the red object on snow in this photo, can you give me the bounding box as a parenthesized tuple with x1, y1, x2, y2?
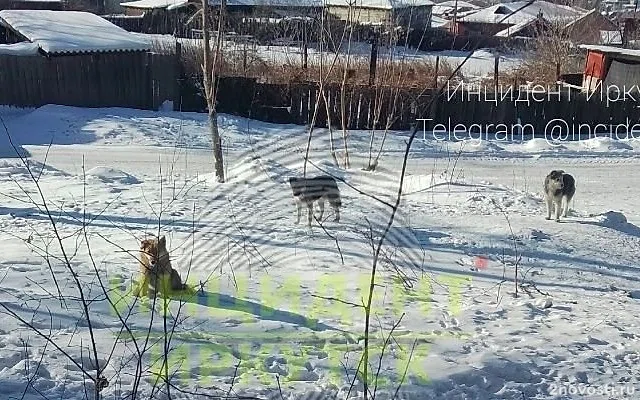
(474, 256, 488, 270)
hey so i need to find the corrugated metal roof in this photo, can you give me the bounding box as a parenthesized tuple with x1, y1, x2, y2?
(0, 10, 151, 55)
(579, 44, 640, 60)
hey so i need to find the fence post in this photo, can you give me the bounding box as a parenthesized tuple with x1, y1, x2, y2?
(434, 56, 439, 89)
(302, 20, 308, 69)
(145, 52, 153, 110)
(494, 54, 499, 93)
(368, 30, 378, 87)
(174, 41, 182, 111)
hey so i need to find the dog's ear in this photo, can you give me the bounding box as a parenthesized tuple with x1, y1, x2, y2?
(158, 236, 166, 247)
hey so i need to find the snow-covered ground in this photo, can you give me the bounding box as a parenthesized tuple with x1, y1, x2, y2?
(0, 104, 639, 399)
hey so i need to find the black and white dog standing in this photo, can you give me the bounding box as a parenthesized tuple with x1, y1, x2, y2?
(289, 175, 342, 226)
(544, 170, 576, 221)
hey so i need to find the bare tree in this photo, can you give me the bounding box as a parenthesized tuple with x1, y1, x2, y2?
(203, 0, 226, 183)
(517, 10, 589, 85)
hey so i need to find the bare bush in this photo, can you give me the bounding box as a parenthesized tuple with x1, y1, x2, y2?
(151, 37, 456, 88)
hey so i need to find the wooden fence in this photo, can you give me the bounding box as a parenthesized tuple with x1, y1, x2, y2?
(0, 52, 178, 110)
(207, 77, 640, 135)
(2, 53, 640, 136)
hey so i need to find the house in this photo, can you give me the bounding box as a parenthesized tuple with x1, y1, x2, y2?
(456, 0, 584, 36)
(0, 0, 65, 10)
(0, 9, 151, 54)
(455, 0, 616, 43)
(116, 0, 195, 35)
(325, 0, 434, 30)
(120, 0, 189, 16)
(0, 10, 176, 111)
(119, 0, 324, 20)
(609, 10, 639, 46)
(579, 44, 640, 94)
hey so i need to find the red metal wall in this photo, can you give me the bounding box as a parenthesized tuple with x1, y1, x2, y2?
(585, 51, 606, 80)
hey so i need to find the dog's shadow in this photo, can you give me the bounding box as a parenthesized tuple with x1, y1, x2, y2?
(170, 290, 339, 333)
(562, 211, 640, 238)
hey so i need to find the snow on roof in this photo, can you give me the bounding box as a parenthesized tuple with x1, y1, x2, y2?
(461, 0, 585, 26)
(435, 0, 478, 8)
(431, 14, 449, 27)
(494, 17, 536, 37)
(579, 44, 640, 59)
(120, 0, 189, 9)
(432, 0, 479, 16)
(0, 42, 40, 55)
(0, 10, 152, 55)
(121, 0, 431, 9)
(326, 0, 434, 9)
(217, 0, 322, 6)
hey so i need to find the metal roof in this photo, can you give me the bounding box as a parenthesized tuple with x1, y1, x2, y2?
(0, 10, 151, 55)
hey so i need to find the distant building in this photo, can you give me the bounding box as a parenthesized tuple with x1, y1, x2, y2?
(454, 0, 617, 44)
(117, 0, 322, 36)
(325, 0, 434, 30)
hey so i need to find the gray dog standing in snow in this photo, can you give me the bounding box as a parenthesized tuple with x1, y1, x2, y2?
(544, 170, 576, 222)
(289, 175, 342, 226)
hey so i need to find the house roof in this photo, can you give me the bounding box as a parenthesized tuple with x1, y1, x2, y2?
(326, 0, 434, 9)
(120, 0, 433, 9)
(0, 10, 151, 55)
(494, 16, 538, 37)
(432, 14, 449, 27)
(494, 7, 614, 38)
(435, 0, 478, 8)
(579, 44, 640, 60)
(461, 0, 585, 26)
(120, 0, 189, 9)
(432, 0, 479, 16)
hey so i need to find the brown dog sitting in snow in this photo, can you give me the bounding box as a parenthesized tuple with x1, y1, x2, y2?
(133, 235, 187, 298)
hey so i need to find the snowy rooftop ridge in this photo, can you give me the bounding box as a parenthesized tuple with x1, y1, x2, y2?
(120, 0, 433, 8)
(120, 0, 190, 9)
(579, 44, 640, 59)
(326, 0, 434, 8)
(0, 10, 151, 55)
